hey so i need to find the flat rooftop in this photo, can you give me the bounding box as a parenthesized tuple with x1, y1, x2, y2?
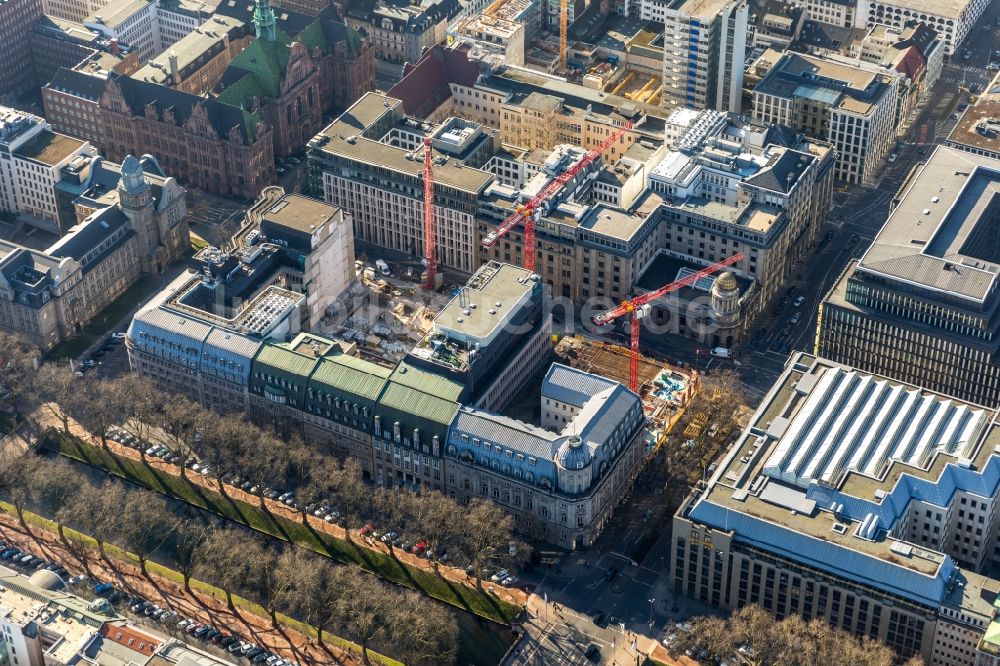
(433, 262, 537, 341)
(947, 98, 1000, 154)
(86, 0, 150, 26)
(261, 194, 338, 234)
(314, 94, 494, 194)
(875, 0, 978, 20)
(857, 145, 1000, 303)
(684, 353, 1000, 607)
(134, 15, 243, 85)
(671, 0, 733, 19)
(14, 130, 87, 166)
(761, 364, 986, 488)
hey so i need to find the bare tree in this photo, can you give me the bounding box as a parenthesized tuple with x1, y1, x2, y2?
(462, 499, 515, 587)
(389, 590, 459, 665)
(29, 457, 82, 540)
(0, 330, 39, 411)
(173, 518, 209, 591)
(195, 527, 263, 611)
(117, 488, 179, 574)
(0, 449, 41, 528)
(670, 604, 896, 666)
(336, 572, 391, 664)
(34, 365, 86, 435)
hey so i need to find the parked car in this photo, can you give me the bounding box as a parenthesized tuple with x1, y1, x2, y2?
(112, 332, 127, 339)
(490, 569, 509, 583)
(93, 582, 114, 595)
(585, 643, 600, 661)
(793, 295, 806, 307)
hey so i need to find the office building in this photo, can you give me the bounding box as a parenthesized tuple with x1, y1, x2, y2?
(248, 283, 642, 548)
(345, 0, 458, 65)
(644, 109, 835, 314)
(309, 94, 497, 274)
(446, 363, 646, 549)
(789, 0, 863, 27)
(0, 154, 186, 350)
(41, 50, 140, 148)
(0, 0, 45, 100)
(648, 0, 749, 112)
(387, 44, 666, 163)
(674, 352, 1000, 664)
(945, 70, 1000, 162)
(0, 563, 239, 666)
(407, 262, 552, 412)
(127, 189, 352, 413)
(863, 0, 988, 55)
(752, 51, 898, 184)
(816, 145, 1000, 408)
(0, 107, 98, 233)
(29, 15, 142, 88)
(82, 0, 159, 61)
(131, 13, 247, 94)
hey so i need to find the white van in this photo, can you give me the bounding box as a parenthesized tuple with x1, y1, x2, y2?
(710, 347, 732, 358)
(375, 259, 391, 276)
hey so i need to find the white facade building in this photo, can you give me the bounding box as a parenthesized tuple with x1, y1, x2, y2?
(862, 0, 989, 55)
(653, 0, 749, 112)
(0, 107, 95, 233)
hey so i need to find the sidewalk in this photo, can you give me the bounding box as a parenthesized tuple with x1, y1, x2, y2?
(0, 510, 361, 666)
(34, 405, 528, 610)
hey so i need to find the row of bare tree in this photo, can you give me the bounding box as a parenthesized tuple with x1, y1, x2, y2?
(0, 330, 527, 580)
(0, 449, 459, 665)
(669, 605, 924, 666)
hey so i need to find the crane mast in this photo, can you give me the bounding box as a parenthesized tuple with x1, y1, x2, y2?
(423, 138, 437, 290)
(481, 121, 635, 272)
(591, 252, 745, 392)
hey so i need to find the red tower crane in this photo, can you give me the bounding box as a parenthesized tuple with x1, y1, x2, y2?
(481, 121, 635, 272)
(422, 137, 437, 290)
(591, 252, 745, 393)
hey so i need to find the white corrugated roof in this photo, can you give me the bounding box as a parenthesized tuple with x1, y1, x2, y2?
(762, 367, 985, 488)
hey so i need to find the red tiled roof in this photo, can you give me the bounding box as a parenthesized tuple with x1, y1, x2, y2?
(388, 44, 481, 117)
(893, 45, 925, 81)
(99, 623, 160, 656)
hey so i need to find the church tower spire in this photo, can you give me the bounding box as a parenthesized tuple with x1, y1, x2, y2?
(253, 0, 277, 42)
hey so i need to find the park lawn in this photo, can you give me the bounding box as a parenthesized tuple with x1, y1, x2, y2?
(0, 500, 402, 666)
(46, 433, 521, 626)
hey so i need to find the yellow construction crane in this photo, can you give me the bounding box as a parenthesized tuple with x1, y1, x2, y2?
(560, 0, 568, 72)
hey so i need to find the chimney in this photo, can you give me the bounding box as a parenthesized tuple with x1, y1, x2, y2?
(168, 50, 180, 85)
(110, 39, 120, 56)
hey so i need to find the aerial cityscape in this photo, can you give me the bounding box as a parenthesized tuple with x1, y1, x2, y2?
(0, 0, 997, 661)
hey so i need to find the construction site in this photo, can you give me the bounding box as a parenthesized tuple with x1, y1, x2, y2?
(555, 335, 695, 450)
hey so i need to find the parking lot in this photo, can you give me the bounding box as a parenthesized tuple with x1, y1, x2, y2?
(77, 332, 130, 379)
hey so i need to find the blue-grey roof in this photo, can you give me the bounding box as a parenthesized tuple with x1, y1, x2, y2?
(574, 384, 643, 448)
(452, 407, 559, 460)
(687, 498, 959, 607)
(541, 363, 618, 407)
(808, 455, 1000, 535)
(557, 437, 592, 468)
(47, 206, 132, 268)
(128, 306, 260, 386)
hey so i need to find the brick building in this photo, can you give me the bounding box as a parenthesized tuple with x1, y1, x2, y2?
(92, 0, 373, 199)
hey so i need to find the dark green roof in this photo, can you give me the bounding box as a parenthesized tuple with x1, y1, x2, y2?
(223, 30, 294, 99)
(389, 361, 463, 401)
(253, 342, 317, 378)
(311, 354, 391, 402)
